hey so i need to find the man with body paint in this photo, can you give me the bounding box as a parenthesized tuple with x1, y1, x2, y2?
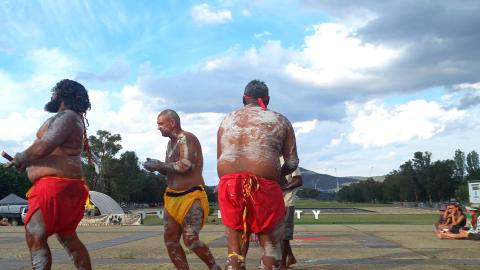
(6, 79, 92, 270)
(143, 109, 221, 270)
(217, 80, 299, 270)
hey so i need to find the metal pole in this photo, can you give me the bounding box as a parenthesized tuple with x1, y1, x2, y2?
(335, 168, 339, 192)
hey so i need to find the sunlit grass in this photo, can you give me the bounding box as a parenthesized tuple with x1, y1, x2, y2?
(142, 213, 438, 225)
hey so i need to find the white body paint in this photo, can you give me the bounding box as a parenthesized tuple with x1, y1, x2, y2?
(31, 249, 48, 269)
(218, 106, 287, 163)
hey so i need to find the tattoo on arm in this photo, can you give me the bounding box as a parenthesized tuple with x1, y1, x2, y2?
(281, 121, 299, 176)
(162, 159, 193, 173)
(23, 111, 75, 161)
(217, 127, 223, 159)
(162, 135, 194, 174)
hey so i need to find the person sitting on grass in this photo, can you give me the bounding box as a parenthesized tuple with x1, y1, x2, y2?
(437, 206, 480, 240)
(448, 204, 467, 233)
(0, 218, 11, 226)
(436, 204, 448, 226)
(436, 203, 466, 233)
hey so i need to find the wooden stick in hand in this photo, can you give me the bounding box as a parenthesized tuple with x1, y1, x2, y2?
(1, 151, 14, 161)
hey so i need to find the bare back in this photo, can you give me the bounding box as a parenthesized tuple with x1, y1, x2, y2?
(165, 131, 205, 190)
(26, 110, 85, 181)
(217, 105, 298, 182)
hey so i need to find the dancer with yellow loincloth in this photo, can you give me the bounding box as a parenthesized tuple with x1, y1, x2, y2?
(217, 80, 299, 270)
(143, 109, 221, 270)
(6, 79, 93, 270)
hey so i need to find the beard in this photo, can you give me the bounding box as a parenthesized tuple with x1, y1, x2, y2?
(44, 99, 61, 113)
(160, 130, 169, 137)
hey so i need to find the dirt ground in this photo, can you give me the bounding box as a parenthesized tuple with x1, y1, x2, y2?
(1, 223, 479, 270)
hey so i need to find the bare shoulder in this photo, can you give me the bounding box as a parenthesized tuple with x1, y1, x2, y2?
(52, 110, 80, 122)
(267, 109, 292, 126)
(181, 130, 200, 145)
(220, 109, 241, 128)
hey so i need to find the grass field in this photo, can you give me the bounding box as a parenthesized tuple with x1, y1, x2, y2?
(207, 200, 394, 212)
(144, 200, 438, 226)
(143, 215, 163, 225)
(294, 199, 393, 208)
(143, 213, 439, 226)
(290, 213, 438, 225)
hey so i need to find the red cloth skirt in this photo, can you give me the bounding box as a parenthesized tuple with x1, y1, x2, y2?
(24, 176, 88, 236)
(218, 172, 285, 234)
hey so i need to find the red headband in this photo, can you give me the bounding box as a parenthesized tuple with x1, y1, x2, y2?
(244, 95, 267, 110)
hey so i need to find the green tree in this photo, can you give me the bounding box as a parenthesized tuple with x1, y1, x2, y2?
(454, 183, 469, 203)
(84, 130, 123, 194)
(0, 166, 31, 199)
(131, 172, 167, 204)
(453, 149, 466, 182)
(412, 151, 432, 202)
(429, 159, 456, 201)
(297, 188, 321, 199)
(466, 150, 480, 180)
(204, 186, 217, 204)
(337, 186, 352, 202)
(399, 161, 421, 201)
(110, 151, 143, 202)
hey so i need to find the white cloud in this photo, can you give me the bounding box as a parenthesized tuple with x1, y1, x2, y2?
(286, 22, 401, 86)
(180, 112, 225, 154)
(0, 71, 30, 113)
(198, 22, 401, 94)
(0, 108, 49, 145)
(241, 9, 251, 16)
(254, 31, 272, 39)
(27, 48, 78, 92)
(329, 138, 342, 147)
(201, 40, 291, 72)
(191, 3, 233, 25)
(453, 82, 480, 91)
(82, 85, 225, 184)
(293, 119, 317, 136)
(29, 48, 75, 70)
(347, 99, 465, 148)
(0, 48, 77, 115)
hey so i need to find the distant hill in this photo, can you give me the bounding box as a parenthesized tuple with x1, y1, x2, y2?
(348, 175, 386, 182)
(299, 167, 383, 192)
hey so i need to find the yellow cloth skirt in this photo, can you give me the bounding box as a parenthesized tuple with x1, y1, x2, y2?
(164, 185, 210, 228)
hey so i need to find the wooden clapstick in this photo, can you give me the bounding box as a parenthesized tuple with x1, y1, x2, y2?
(1, 151, 13, 161)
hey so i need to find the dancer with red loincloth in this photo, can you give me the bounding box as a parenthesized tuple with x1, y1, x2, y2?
(6, 79, 93, 270)
(217, 80, 299, 270)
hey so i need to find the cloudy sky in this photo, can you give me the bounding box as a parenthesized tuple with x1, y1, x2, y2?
(1, 0, 480, 185)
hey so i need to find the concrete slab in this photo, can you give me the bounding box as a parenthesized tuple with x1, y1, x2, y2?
(1, 224, 479, 270)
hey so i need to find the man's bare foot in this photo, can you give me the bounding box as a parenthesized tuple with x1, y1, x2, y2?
(210, 265, 222, 270)
(286, 256, 297, 267)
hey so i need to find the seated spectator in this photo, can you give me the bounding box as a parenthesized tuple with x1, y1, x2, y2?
(436, 203, 454, 230)
(436, 203, 466, 233)
(437, 206, 480, 240)
(435, 203, 449, 227)
(0, 217, 10, 226)
(449, 204, 467, 233)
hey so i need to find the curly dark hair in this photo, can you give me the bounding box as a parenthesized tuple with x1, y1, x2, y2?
(244, 79, 269, 98)
(52, 79, 91, 114)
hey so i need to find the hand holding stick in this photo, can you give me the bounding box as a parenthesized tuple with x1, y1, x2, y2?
(2, 151, 27, 171)
(143, 157, 163, 172)
(1, 151, 14, 161)
(2, 151, 16, 169)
